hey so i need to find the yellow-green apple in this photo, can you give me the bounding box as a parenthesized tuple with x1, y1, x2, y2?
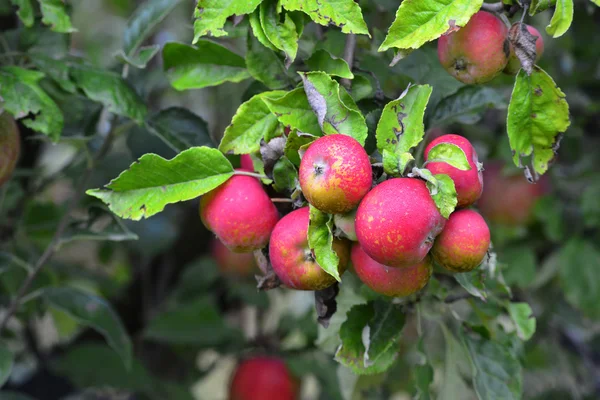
(438, 11, 510, 84)
(351, 244, 432, 297)
(269, 207, 350, 290)
(431, 209, 490, 272)
(425, 134, 483, 208)
(299, 134, 372, 214)
(334, 208, 358, 241)
(0, 112, 20, 187)
(504, 24, 544, 75)
(229, 356, 299, 400)
(200, 174, 280, 252)
(211, 238, 256, 277)
(356, 178, 446, 268)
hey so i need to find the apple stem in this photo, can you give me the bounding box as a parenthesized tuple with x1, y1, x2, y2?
(234, 170, 269, 180)
(271, 198, 293, 203)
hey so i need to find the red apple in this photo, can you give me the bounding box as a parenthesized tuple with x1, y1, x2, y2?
(431, 209, 490, 272)
(0, 112, 20, 187)
(200, 173, 280, 252)
(229, 356, 299, 400)
(425, 134, 483, 208)
(504, 24, 544, 75)
(438, 11, 510, 84)
(240, 154, 254, 171)
(299, 134, 372, 214)
(269, 207, 350, 290)
(355, 178, 446, 268)
(211, 238, 257, 277)
(351, 244, 432, 297)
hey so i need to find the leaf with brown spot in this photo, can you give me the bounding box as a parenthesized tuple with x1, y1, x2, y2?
(508, 22, 538, 75)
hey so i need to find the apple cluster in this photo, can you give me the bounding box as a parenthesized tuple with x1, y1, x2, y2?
(438, 11, 544, 84)
(201, 132, 491, 298)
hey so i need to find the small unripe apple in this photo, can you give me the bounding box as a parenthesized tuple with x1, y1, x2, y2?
(431, 209, 490, 273)
(200, 173, 280, 252)
(269, 207, 350, 290)
(299, 134, 372, 214)
(240, 154, 254, 171)
(356, 178, 446, 268)
(334, 208, 358, 241)
(0, 112, 20, 187)
(211, 238, 257, 277)
(425, 134, 483, 208)
(438, 11, 510, 84)
(477, 161, 549, 226)
(229, 356, 299, 400)
(504, 24, 544, 75)
(351, 244, 432, 297)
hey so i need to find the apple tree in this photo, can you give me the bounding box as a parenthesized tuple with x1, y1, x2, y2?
(0, 0, 598, 399)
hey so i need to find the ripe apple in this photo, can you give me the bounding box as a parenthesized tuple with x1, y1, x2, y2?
(240, 154, 254, 171)
(425, 134, 483, 208)
(504, 24, 544, 75)
(200, 174, 280, 252)
(211, 238, 256, 277)
(229, 356, 299, 400)
(431, 209, 490, 273)
(333, 208, 358, 241)
(269, 207, 350, 290)
(0, 112, 20, 187)
(351, 244, 432, 297)
(477, 161, 549, 226)
(355, 178, 446, 268)
(299, 134, 372, 214)
(438, 11, 510, 84)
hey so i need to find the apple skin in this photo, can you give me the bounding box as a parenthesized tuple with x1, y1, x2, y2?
(431, 209, 490, 273)
(299, 134, 372, 214)
(351, 244, 432, 297)
(0, 112, 20, 187)
(200, 173, 280, 252)
(334, 208, 358, 241)
(269, 207, 350, 290)
(240, 154, 254, 171)
(355, 178, 446, 268)
(504, 24, 544, 75)
(229, 356, 299, 400)
(438, 11, 510, 84)
(211, 238, 257, 277)
(425, 134, 483, 208)
(477, 161, 549, 226)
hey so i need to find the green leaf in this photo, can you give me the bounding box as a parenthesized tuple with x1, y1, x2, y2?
(87, 147, 234, 220)
(308, 206, 341, 282)
(249, 8, 278, 51)
(335, 302, 399, 375)
(70, 64, 147, 123)
(300, 72, 367, 145)
(262, 88, 322, 137)
(122, 0, 182, 57)
(39, 0, 76, 33)
(59, 205, 139, 246)
(364, 301, 405, 367)
(546, 0, 573, 38)
(559, 239, 600, 319)
(429, 86, 507, 127)
(454, 268, 487, 301)
(28, 53, 76, 93)
(507, 66, 570, 177)
(306, 49, 354, 79)
(260, 0, 299, 66)
(116, 45, 161, 69)
(501, 245, 536, 289)
(146, 107, 212, 153)
(10, 0, 34, 27)
(272, 157, 297, 192)
(0, 66, 64, 141)
(426, 143, 471, 171)
(379, 0, 483, 52)
(219, 91, 286, 154)
(0, 342, 13, 386)
(507, 302, 536, 341)
(280, 0, 369, 36)
(163, 41, 251, 90)
(414, 339, 433, 400)
(592, 0, 600, 6)
(439, 324, 473, 400)
(428, 173, 458, 219)
(284, 129, 316, 166)
(376, 84, 433, 173)
(463, 333, 523, 400)
(246, 31, 291, 90)
(581, 182, 600, 228)
(44, 287, 132, 369)
(192, 0, 262, 41)
(145, 297, 242, 345)
(529, 0, 556, 15)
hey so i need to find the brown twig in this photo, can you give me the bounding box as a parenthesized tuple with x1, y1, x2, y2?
(341, 34, 356, 89)
(481, 2, 505, 13)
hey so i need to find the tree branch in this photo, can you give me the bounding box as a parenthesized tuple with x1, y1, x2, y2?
(481, 2, 505, 13)
(341, 33, 356, 89)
